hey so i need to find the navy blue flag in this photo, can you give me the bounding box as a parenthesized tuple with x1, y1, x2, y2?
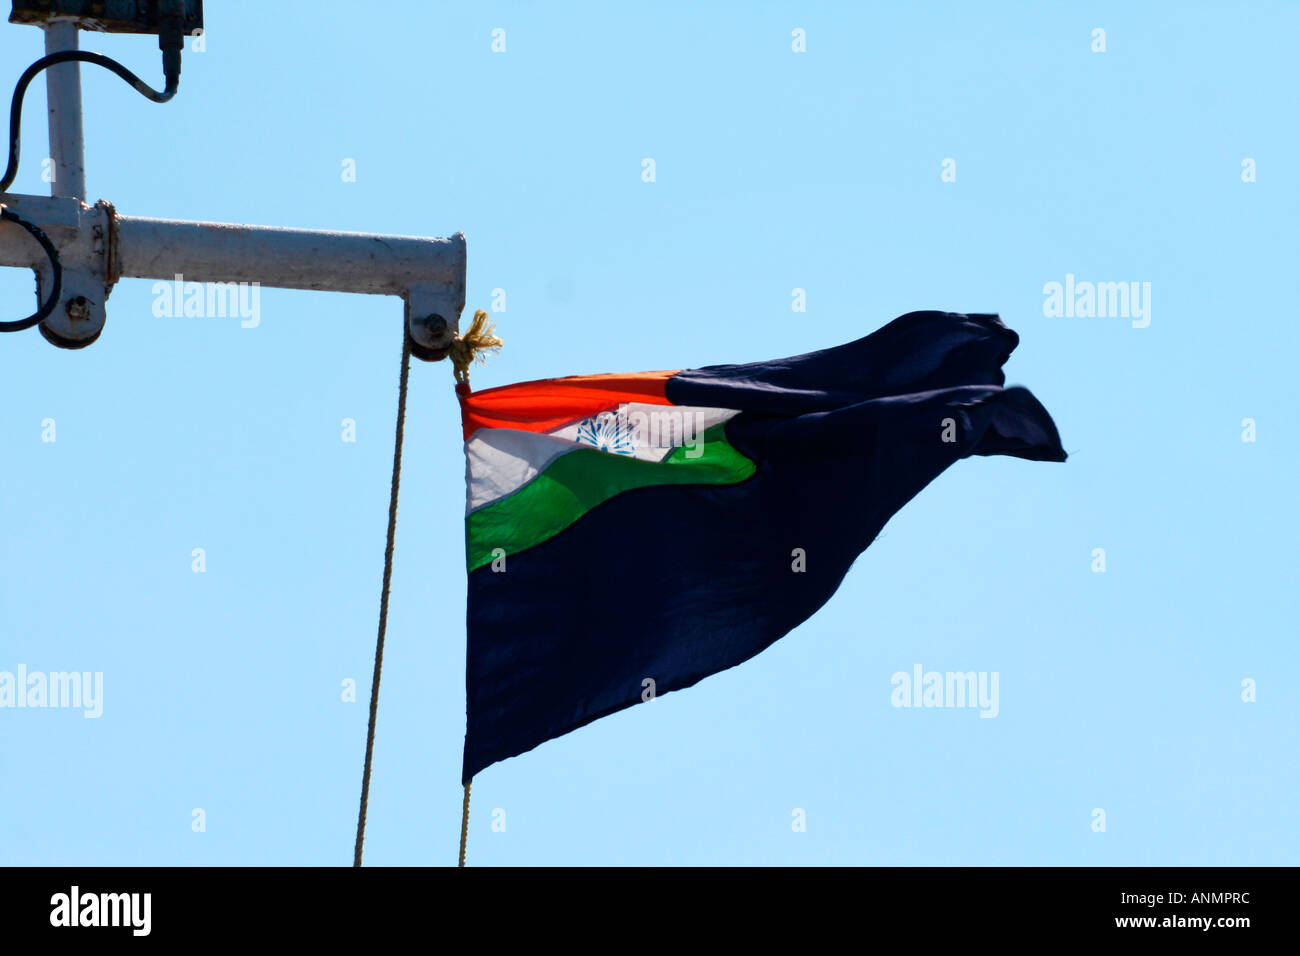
(457, 311, 1066, 781)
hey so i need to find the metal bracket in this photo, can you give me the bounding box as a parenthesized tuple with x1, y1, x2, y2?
(0, 192, 110, 346)
(406, 281, 467, 361)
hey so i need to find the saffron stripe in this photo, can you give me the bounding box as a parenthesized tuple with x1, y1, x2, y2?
(456, 371, 676, 440)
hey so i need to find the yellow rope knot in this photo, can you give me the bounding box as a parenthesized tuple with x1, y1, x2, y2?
(449, 310, 503, 385)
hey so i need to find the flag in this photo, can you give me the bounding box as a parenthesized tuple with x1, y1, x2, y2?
(457, 311, 1065, 781)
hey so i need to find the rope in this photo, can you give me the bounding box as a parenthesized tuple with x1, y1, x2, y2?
(449, 310, 502, 385)
(351, 311, 496, 866)
(352, 331, 412, 867)
(450, 312, 495, 865)
(459, 780, 473, 867)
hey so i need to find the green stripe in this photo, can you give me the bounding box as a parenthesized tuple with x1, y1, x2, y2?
(466, 424, 754, 571)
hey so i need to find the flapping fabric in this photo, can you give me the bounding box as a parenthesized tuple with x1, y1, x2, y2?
(458, 311, 1065, 781)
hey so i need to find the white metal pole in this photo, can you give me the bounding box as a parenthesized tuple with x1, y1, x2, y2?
(43, 19, 85, 201)
(114, 216, 465, 296)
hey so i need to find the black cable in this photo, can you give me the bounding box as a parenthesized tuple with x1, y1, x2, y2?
(2, 49, 180, 195)
(0, 43, 181, 332)
(0, 206, 61, 332)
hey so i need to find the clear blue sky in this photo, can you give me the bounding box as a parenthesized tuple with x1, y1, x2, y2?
(1, 1, 1295, 866)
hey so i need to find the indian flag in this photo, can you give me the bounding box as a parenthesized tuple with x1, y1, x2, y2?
(458, 372, 754, 573)
(458, 311, 1066, 782)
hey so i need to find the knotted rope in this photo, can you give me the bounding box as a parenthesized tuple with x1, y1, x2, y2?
(449, 310, 503, 385)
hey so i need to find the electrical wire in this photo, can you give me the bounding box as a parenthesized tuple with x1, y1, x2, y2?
(0, 205, 61, 332)
(0, 45, 181, 332)
(2, 50, 180, 195)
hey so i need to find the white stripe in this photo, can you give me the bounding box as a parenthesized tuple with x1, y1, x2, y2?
(464, 404, 739, 515)
(464, 429, 585, 514)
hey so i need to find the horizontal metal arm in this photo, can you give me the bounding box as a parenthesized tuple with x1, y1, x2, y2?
(0, 192, 467, 354)
(116, 216, 465, 296)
